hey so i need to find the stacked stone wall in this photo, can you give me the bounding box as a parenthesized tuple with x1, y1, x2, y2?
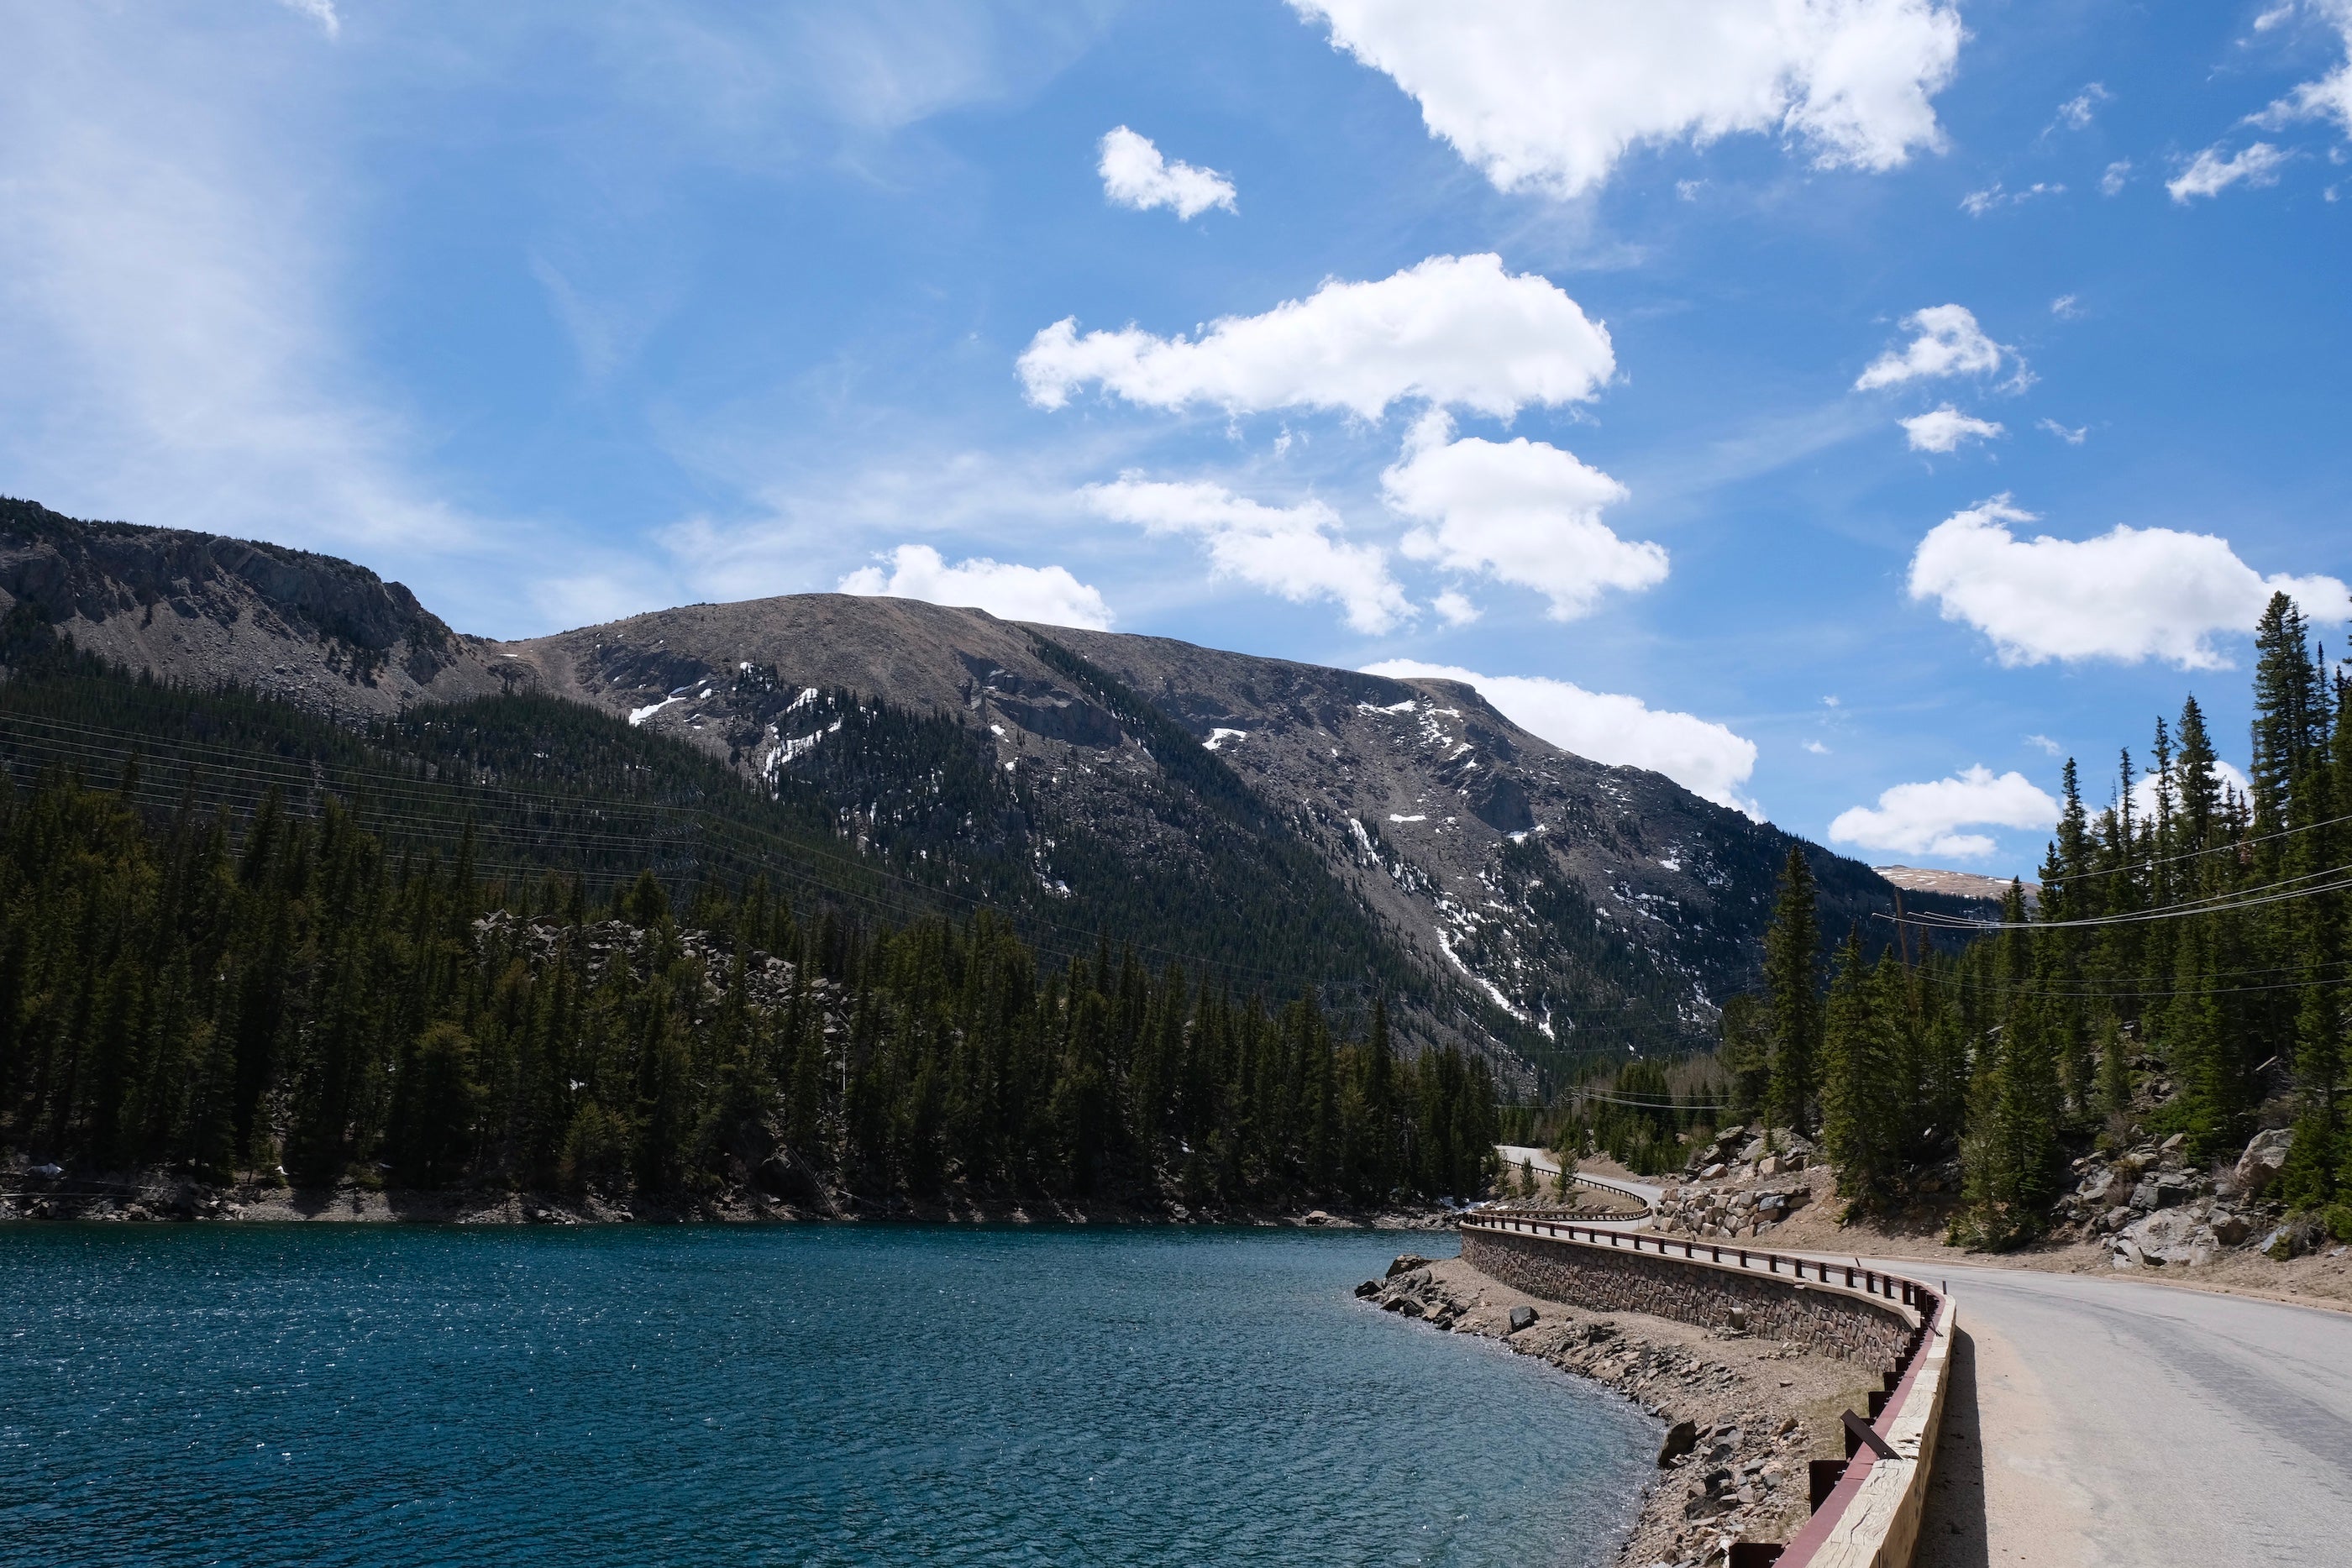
(1460, 1230, 1910, 1371)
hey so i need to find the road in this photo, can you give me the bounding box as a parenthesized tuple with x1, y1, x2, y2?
(1864, 1257, 2352, 1566)
(1493, 1146, 1662, 1211)
(1478, 1153, 2352, 1559)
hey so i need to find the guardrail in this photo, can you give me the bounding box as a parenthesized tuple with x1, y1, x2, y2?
(1485, 1168, 1657, 1225)
(1458, 1212, 1954, 1568)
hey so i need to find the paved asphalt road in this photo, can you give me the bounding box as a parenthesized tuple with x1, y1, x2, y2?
(1492, 1146, 1662, 1209)
(1872, 1258, 2352, 1566)
(1481, 1149, 2352, 1559)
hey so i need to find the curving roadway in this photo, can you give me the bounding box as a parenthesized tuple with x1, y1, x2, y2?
(1486, 1146, 2352, 1559)
(1492, 1145, 1661, 1218)
(1861, 1257, 2352, 1566)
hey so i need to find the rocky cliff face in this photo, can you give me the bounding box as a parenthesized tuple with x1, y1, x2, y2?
(0, 498, 512, 715)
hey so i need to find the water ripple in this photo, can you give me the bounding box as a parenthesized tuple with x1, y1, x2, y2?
(0, 1225, 1648, 1567)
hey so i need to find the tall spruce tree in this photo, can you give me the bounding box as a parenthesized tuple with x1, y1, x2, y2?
(1763, 847, 1823, 1134)
(1821, 926, 1898, 1205)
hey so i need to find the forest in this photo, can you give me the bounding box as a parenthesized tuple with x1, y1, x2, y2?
(0, 738, 1498, 1207)
(1572, 592, 2352, 1248)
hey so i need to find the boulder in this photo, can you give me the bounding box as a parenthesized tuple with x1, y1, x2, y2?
(1726, 1307, 1750, 1332)
(1385, 1297, 1425, 1318)
(1353, 1279, 1381, 1299)
(1301, 1210, 1334, 1226)
(2159, 1132, 2187, 1157)
(1701, 1163, 1727, 1182)
(2210, 1212, 2252, 1247)
(2123, 1208, 2211, 1266)
(1657, 1419, 1699, 1466)
(2234, 1129, 2294, 1198)
(1508, 1305, 1538, 1333)
(1385, 1253, 1432, 1279)
(1756, 1156, 1782, 1177)
(1738, 1138, 1768, 1164)
(2076, 1167, 2124, 1206)
(2130, 1178, 2160, 1212)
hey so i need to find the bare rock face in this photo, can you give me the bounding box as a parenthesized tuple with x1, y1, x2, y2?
(0, 498, 511, 716)
(493, 593, 1942, 1051)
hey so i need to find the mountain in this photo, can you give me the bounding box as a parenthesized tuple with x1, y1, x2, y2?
(1875, 864, 2040, 908)
(0, 499, 1979, 1078)
(0, 496, 512, 714)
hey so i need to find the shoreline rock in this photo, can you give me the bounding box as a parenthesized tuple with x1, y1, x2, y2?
(0, 1176, 1461, 1231)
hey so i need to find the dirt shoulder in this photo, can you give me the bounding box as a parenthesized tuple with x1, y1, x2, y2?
(1370, 1256, 1881, 1568)
(1655, 1146, 2352, 1315)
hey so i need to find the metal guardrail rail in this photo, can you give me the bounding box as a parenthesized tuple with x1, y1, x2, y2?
(1459, 1211, 1955, 1568)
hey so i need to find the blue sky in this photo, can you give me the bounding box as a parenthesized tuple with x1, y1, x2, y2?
(3, 1, 2348, 876)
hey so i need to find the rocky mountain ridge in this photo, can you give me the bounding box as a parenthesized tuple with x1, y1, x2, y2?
(0, 500, 1979, 1068)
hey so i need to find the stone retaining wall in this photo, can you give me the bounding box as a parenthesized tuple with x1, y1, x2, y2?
(1461, 1230, 1912, 1371)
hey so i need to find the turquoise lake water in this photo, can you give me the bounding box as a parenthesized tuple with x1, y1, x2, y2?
(0, 1225, 1651, 1566)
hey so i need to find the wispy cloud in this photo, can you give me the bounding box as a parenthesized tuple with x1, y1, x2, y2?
(2053, 82, 2109, 130)
(275, 0, 340, 39)
(2168, 142, 2290, 202)
(1960, 180, 2064, 216)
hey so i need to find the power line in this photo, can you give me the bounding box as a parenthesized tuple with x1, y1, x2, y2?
(1883, 862, 2352, 931)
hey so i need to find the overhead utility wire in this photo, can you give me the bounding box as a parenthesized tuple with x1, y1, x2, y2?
(1881, 863, 2352, 932)
(2027, 806, 2352, 885)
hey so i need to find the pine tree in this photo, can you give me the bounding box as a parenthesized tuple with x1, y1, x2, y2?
(1820, 927, 1898, 1206)
(1762, 847, 1823, 1134)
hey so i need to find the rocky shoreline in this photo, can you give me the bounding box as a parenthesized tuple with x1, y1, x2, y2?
(0, 1172, 1456, 1230)
(1361, 1253, 1882, 1568)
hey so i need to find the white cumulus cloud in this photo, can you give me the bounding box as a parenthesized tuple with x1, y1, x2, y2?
(2167, 142, 2290, 202)
(1900, 405, 2006, 453)
(1383, 412, 1665, 621)
(1361, 658, 1761, 816)
(1082, 477, 1411, 633)
(1289, 0, 1961, 199)
(1855, 304, 2010, 391)
(1907, 496, 2351, 669)
(1097, 126, 1236, 219)
(1830, 765, 2060, 860)
(1019, 254, 1614, 420)
(839, 545, 1112, 630)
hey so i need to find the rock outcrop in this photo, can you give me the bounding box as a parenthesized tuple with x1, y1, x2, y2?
(0, 498, 510, 715)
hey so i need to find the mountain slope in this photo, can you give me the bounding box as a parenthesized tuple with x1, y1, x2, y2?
(0, 497, 512, 713)
(0, 500, 1982, 1076)
(494, 594, 1953, 1060)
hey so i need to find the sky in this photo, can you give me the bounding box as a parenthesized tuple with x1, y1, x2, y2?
(2, 1, 2348, 878)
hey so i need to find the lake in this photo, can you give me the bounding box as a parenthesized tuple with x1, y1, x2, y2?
(0, 1225, 1650, 1566)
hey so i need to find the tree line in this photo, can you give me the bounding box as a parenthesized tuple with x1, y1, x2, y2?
(1720, 593, 2351, 1245)
(0, 767, 1499, 1207)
